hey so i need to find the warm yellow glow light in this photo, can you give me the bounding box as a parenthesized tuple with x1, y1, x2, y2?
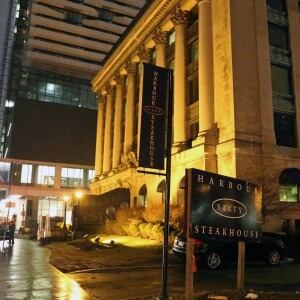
(75, 191, 83, 198)
(63, 196, 69, 202)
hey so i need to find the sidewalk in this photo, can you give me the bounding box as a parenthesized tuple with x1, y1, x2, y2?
(0, 237, 97, 300)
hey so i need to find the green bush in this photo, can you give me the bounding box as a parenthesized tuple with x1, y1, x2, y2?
(105, 221, 126, 235)
(144, 223, 154, 238)
(103, 204, 184, 242)
(127, 218, 142, 237)
(143, 203, 164, 223)
(150, 223, 164, 241)
(139, 223, 148, 238)
(169, 204, 184, 232)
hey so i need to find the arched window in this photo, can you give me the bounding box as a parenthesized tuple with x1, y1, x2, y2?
(157, 180, 166, 203)
(279, 168, 300, 202)
(137, 184, 147, 207)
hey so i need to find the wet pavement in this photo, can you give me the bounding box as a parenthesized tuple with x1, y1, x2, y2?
(0, 237, 96, 300)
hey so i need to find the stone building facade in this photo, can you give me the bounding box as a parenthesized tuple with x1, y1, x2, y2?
(91, 0, 300, 233)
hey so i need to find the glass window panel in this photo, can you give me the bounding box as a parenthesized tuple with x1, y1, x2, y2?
(89, 170, 94, 179)
(268, 23, 289, 50)
(271, 65, 292, 95)
(168, 31, 175, 46)
(274, 112, 296, 147)
(188, 76, 198, 105)
(61, 167, 84, 187)
(0, 162, 11, 183)
(41, 199, 50, 210)
(21, 164, 33, 184)
(37, 165, 55, 185)
(267, 0, 286, 11)
(280, 184, 298, 202)
(49, 200, 58, 217)
(190, 39, 198, 62)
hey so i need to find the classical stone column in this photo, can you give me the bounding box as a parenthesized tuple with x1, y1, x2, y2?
(102, 84, 115, 175)
(197, 0, 215, 137)
(94, 93, 106, 179)
(137, 45, 151, 161)
(153, 28, 167, 68)
(171, 6, 188, 149)
(124, 61, 136, 154)
(112, 73, 125, 171)
(193, 0, 217, 173)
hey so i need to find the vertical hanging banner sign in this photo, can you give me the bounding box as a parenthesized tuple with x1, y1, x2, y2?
(139, 63, 169, 170)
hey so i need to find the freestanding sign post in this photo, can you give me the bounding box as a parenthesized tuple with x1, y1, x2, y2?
(138, 63, 173, 299)
(185, 168, 262, 298)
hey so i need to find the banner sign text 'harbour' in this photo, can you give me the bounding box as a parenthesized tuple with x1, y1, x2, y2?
(139, 63, 169, 170)
(188, 169, 262, 242)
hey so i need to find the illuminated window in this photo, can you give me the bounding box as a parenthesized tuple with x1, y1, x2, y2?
(37, 165, 55, 185)
(61, 167, 83, 187)
(151, 49, 156, 63)
(280, 184, 298, 202)
(88, 169, 95, 185)
(20, 67, 97, 109)
(279, 168, 300, 202)
(21, 164, 33, 184)
(38, 198, 64, 217)
(168, 31, 175, 46)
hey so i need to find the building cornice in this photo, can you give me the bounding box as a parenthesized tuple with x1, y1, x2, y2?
(92, 0, 197, 93)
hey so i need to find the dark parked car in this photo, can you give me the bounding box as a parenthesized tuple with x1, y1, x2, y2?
(172, 231, 288, 269)
(0, 224, 10, 240)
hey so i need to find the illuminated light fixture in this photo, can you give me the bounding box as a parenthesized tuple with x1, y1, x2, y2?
(94, 236, 100, 243)
(84, 234, 89, 241)
(76, 191, 83, 198)
(46, 83, 55, 93)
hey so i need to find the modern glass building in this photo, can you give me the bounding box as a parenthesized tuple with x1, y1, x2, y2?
(0, 0, 147, 231)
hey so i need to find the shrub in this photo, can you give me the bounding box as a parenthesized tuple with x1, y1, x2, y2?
(143, 203, 164, 223)
(139, 223, 148, 239)
(150, 223, 164, 241)
(127, 218, 142, 237)
(144, 223, 154, 238)
(169, 204, 184, 232)
(105, 221, 126, 235)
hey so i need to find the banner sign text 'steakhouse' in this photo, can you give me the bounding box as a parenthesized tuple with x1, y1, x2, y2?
(139, 63, 169, 170)
(188, 169, 262, 242)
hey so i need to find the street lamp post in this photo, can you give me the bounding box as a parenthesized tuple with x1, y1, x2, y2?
(63, 196, 69, 229)
(75, 191, 83, 230)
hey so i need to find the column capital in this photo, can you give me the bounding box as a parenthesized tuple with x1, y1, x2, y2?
(152, 28, 167, 45)
(105, 83, 115, 95)
(125, 61, 136, 75)
(137, 45, 151, 62)
(96, 93, 106, 103)
(171, 6, 188, 26)
(114, 72, 126, 86)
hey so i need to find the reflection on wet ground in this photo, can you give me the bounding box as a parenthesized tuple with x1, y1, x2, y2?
(0, 238, 96, 299)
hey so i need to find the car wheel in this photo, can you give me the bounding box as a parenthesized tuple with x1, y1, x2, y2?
(265, 249, 281, 266)
(205, 252, 221, 269)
